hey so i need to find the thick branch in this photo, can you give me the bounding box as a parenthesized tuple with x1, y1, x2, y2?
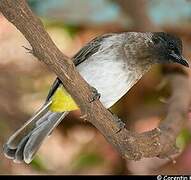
(1, 0, 191, 161)
(158, 73, 191, 158)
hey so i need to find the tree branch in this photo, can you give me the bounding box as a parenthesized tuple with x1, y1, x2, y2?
(0, 0, 191, 161)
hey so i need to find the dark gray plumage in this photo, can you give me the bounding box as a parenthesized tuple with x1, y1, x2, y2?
(3, 32, 189, 164)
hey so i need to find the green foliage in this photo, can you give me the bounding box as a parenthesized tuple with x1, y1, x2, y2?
(27, 0, 39, 10)
(72, 152, 104, 169)
(30, 155, 47, 172)
(176, 128, 191, 149)
(42, 18, 79, 38)
(0, 120, 9, 137)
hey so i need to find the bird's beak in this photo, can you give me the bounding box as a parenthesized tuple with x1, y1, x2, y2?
(170, 51, 189, 67)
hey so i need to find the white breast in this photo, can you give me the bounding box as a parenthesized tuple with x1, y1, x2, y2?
(76, 43, 143, 108)
(77, 54, 138, 108)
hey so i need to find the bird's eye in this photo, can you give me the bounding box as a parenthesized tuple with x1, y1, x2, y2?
(153, 37, 160, 44)
(168, 42, 174, 50)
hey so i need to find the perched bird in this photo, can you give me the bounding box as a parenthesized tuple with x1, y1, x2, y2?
(3, 32, 189, 164)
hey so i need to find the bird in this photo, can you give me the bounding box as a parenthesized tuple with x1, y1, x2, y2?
(3, 32, 189, 164)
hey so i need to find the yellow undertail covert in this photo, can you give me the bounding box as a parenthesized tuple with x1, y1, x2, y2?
(50, 87, 79, 112)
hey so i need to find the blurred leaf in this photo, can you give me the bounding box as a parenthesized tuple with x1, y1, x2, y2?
(0, 120, 9, 137)
(31, 155, 47, 172)
(41, 18, 79, 38)
(64, 24, 79, 38)
(176, 128, 191, 149)
(28, 0, 39, 10)
(73, 152, 104, 169)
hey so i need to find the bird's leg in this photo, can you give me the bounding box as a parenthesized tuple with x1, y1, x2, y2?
(108, 109, 126, 133)
(89, 86, 101, 103)
(81, 86, 100, 121)
(45, 77, 62, 102)
(114, 117, 125, 133)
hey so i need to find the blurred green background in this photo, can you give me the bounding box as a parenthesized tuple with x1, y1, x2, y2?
(0, 0, 191, 175)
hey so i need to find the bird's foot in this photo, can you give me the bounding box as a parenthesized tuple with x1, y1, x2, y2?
(108, 110, 126, 133)
(89, 86, 101, 103)
(80, 114, 88, 121)
(113, 115, 126, 134)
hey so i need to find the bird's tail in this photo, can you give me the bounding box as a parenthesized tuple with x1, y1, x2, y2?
(3, 100, 68, 164)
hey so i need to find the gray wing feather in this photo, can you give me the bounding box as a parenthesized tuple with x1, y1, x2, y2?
(73, 34, 113, 65)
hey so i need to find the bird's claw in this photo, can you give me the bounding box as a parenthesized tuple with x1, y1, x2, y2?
(113, 114, 126, 133)
(89, 86, 101, 103)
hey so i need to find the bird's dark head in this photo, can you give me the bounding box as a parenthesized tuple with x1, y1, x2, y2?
(151, 32, 189, 67)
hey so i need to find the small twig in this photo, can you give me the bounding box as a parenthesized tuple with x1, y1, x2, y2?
(22, 45, 33, 54)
